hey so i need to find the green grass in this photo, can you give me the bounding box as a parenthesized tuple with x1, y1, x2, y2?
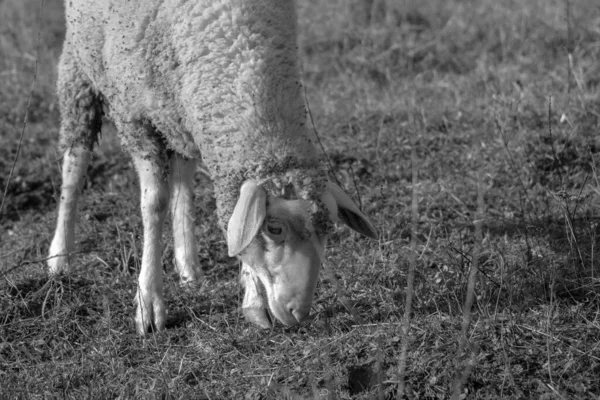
(1, 0, 600, 398)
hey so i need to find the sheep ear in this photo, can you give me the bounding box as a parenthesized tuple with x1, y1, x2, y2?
(325, 181, 379, 239)
(227, 180, 267, 257)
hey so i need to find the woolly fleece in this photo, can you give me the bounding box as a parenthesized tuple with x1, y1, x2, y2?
(60, 0, 333, 233)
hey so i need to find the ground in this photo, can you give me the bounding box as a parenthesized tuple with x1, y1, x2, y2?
(1, 0, 599, 398)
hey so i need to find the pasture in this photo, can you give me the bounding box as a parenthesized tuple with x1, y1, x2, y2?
(1, 0, 599, 398)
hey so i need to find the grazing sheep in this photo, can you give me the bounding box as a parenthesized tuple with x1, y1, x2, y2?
(48, 0, 378, 335)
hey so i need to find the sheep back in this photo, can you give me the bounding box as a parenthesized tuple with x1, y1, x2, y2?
(62, 0, 333, 233)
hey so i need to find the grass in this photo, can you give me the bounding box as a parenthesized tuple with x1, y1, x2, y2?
(1, 0, 600, 398)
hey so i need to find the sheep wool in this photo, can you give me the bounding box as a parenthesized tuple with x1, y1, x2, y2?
(61, 0, 335, 235)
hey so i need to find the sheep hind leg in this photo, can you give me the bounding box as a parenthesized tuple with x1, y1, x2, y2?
(169, 154, 202, 285)
(132, 149, 170, 335)
(48, 53, 102, 275)
(48, 147, 92, 274)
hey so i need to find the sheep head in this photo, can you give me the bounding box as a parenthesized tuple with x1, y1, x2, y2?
(227, 179, 377, 327)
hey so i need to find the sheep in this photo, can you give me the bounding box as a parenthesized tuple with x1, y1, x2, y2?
(48, 0, 378, 335)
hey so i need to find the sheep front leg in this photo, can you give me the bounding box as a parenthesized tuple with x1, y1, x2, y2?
(48, 146, 91, 274)
(169, 154, 202, 284)
(133, 154, 169, 335)
(240, 262, 271, 329)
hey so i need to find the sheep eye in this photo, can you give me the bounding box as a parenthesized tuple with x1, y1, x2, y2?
(264, 221, 285, 241)
(268, 225, 282, 235)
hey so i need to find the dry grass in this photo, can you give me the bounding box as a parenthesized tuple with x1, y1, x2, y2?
(1, 0, 600, 398)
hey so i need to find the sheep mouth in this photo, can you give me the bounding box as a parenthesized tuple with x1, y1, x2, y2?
(254, 277, 305, 327)
(256, 276, 302, 327)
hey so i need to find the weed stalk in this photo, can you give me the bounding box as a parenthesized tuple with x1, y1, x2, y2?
(396, 123, 419, 398)
(450, 142, 484, 399)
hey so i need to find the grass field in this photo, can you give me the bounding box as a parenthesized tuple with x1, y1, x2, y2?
(1, 0, 600, 398)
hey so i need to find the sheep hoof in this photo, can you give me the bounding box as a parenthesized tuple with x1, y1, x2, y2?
(243, 307, 271, 329)
(179, 272, 200, 284)
(134, 290, 166, 335)
(47, 254, 70, 275)
(176, 264, 203, 287)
